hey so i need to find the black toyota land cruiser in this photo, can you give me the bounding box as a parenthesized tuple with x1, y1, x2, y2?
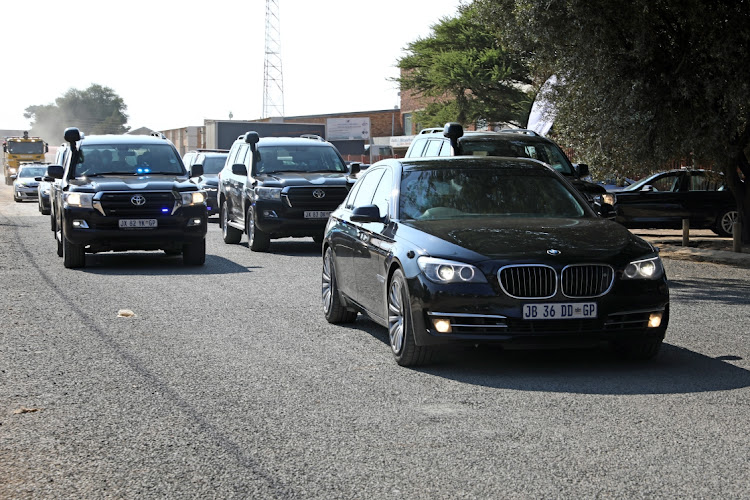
(47, 127, 208, 268)
(218, 132, 355, 252)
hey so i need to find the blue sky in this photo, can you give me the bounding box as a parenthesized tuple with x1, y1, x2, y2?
(1, 0, 463, 131)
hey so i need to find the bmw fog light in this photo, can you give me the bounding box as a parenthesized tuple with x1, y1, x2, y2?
(432, 318, 452, 333)
(648, 313, 663, 328)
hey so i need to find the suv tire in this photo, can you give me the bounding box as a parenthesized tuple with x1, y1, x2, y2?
(62, 231, 85, 269)
(246, 206, 270, 252)
(221, 201, 242, 244)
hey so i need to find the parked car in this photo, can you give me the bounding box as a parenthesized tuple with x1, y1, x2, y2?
(47, 128, 208, 268)
(185, 150, 228, 216)
(218, 132, 357, 251)
(322, 156, 669, 367)
(12, 163, 47, 202)
(405, 123, 606, 206)
(602, 169, 738, 236)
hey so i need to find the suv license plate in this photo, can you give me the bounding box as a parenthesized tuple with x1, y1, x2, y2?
(119, 219, 158, 229)
(523, 302, 597, 320)
(304, 211, 332, 219)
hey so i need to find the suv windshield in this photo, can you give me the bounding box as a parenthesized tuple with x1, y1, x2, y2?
(202, 155, 227, 174)
(399, 166, 586, 220)
(74, 143, 184, 177)
(460, 138, 575, 176)
(256, 145, 346, 174)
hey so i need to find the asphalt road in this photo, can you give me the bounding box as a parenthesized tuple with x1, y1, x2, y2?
(2, 185, 750, 499)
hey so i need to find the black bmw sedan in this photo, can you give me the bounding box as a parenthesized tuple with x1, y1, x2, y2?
(321, 157, 669, 367)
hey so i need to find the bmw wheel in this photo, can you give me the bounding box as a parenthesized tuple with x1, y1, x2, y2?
(388, 269, 432, 367)
(322, 247, 357, 323)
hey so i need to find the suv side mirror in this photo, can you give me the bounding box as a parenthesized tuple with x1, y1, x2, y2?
(574, 163, 590, 177)
(47, 165, 64, 179)
(231, 163, 248, 176)
(351, 204, 382, 223)
(348, 162, 361, 176)
(190, 164, 204, 178)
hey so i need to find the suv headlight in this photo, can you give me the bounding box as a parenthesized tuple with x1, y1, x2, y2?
(418, 256, 487, 284)
(601, 193, 616, 205)
(622, 256, 664, 280)
(256, 187, 282, 201)
(64, 192, 94, 208)
(181, 191, 206, 205)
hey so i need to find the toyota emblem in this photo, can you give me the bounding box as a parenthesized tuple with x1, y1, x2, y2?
(312, 189, 326, 199)
(131, 195, 146, 206)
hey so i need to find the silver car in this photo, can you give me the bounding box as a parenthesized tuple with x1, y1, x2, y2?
(12, 163, 48, 202)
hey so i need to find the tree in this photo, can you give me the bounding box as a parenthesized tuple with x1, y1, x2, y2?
(396, 5, 533, 130)
(476, 0, 750, 241)
(24, 84, 130, 143)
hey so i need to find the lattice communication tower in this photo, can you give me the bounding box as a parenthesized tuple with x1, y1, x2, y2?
(263, 0, 284, 118)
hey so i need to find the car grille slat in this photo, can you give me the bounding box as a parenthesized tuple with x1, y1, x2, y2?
(499, 265, 556, 298)
(284, 186, 349, 209)
(561, 265, 614, 298)
(99, 192, 177, 217)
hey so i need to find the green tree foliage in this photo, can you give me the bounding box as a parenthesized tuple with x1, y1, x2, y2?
(396, 5, 533, 130)
(476, 0, 749, 240)
(24, 84, 130, 143)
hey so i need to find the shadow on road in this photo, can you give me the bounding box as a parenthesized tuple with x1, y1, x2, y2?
(78, 252, 257, 275)
(347, 317, 750, 396)
(668, 277, 750, 306)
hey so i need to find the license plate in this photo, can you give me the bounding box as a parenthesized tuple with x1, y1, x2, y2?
(119, 219, 158, 229)
(304, 211, 332, 219)
(523, 302, 597, 320)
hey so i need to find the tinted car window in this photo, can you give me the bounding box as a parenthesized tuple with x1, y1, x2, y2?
(460, 138, 574, 175)
(74, 143, 183, 176)
(399, 167, 585, 220)
(351, 168, 386, 208)
(424, 139, 443, 157)
(371, 168, 392, 217)
(256, 145, 346, 173)
(202, 156, 227, 174)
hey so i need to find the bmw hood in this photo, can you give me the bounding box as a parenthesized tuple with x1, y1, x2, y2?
(402, 217, 654, 263)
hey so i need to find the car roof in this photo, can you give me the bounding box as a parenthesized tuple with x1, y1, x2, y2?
(383, 155, 558, 173)
(253, 136, 336, 147)
(78, 134, 174, 146)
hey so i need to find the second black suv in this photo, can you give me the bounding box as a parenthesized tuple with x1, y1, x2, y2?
(218, 132, 354, 251)
(184, 149, 228, 216)
(406, 123, 605, 203)
(47, 128, 208, 268)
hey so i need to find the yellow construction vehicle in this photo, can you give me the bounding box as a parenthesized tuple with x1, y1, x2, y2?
(3, 131, 48, 185)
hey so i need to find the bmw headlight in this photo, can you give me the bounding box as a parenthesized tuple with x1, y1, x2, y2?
(64, 192, 94, 208)
(256, 187, 282, 201)
(181, 191, 206, 205)
(418, 256, 487, 284)
(623, 256, 664, 280)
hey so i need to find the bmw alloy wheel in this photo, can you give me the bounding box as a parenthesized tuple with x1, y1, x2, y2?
(388, 278, 405, 354)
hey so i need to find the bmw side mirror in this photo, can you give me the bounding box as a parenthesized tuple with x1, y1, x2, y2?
(351, 204, 382, 223)
(641, 185, 655, 192)
(231, 163, 248, 176)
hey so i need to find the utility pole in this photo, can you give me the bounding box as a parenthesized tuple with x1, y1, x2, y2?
(263, 0, 284, 119)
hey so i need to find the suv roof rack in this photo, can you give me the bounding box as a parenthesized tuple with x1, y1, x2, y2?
(300, 134, 326, 142)
(417, 127, 445, 135)
(500, 129, 539, 137)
